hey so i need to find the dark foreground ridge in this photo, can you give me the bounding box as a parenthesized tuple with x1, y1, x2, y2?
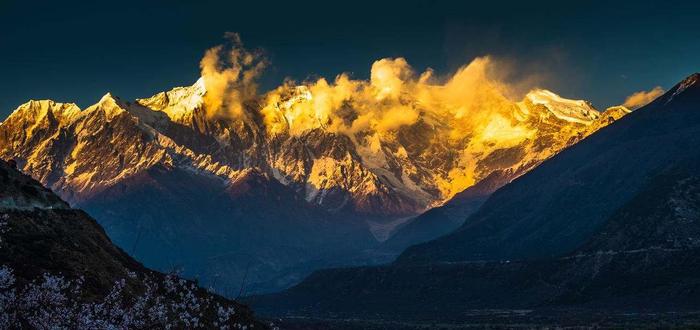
(0, 159, 269, 328)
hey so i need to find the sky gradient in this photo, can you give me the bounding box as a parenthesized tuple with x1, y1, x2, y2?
(1, 0, 698, 116)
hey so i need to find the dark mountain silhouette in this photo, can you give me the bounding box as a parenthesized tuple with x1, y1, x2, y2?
(379, 170, 512, 255)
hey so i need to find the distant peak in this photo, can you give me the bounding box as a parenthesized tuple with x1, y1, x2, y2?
(527, 89, 561, 99)
(6, 99, 81, 123)
(526, 89, 591, 107)
(23, 99, 80, 111)
(134, 80, 206, 123)
(605, 105, 632, 114)
(679, 73, 699, 91)
(666, 73, 700, 104)
(99, 92, 120, 103)
(523, 89, 600, 124)
(86, 92, 127, 119)
(193, 77, 207, 95)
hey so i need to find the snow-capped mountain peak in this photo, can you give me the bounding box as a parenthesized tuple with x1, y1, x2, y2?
(86, 92, 128, 120)
(4, 100, 81, 126)
(136, 80, 205, 124)
(523, 89, 600, 124)
(604, 105, 632, 114)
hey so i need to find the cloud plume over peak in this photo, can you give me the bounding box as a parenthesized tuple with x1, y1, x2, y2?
(195, 34, 597, 198)
(199, 32, 267, 119)
(622, 86, 664, 109)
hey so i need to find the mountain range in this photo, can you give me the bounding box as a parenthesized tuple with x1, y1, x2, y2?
(0, 72, 630, 293)
(248, 73, 700, 326)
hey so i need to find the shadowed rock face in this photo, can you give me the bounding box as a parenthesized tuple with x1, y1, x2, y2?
(247, 74, 700, 322)
(82, 164, 375, 295)
(0, 159, 265, 327)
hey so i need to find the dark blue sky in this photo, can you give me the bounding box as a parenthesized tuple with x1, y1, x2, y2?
(1, 0, 698, 116)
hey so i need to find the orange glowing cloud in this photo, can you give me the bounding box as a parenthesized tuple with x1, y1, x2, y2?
(259, 55, 525, 139)
(199, 32, 267, 119)
(198, 35, 602, 200)
(622, 86, 664, 109)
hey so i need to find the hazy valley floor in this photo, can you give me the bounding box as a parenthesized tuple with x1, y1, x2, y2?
(267, 310, 700, 329)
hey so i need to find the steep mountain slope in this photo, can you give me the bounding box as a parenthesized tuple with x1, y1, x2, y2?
(381, 104, 631, 254)
(0, 159, 265, 328)
(0, 70, 628, 293)
(379, 170, 509, 254)
(248, 74, 700, 324)
(398, 73, 700, 265)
